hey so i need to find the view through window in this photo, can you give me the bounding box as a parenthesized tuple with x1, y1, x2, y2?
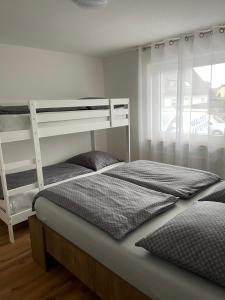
(161, 63, 225, 136)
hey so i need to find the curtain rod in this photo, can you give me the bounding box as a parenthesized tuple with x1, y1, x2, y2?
(141, 25, 225, 51)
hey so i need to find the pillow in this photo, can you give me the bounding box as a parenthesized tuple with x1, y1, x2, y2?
(136, 202, 225, 288)
(198, 180, 225, 203)
(66, 151, 121, 171)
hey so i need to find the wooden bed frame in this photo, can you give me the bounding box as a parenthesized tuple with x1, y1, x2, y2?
(29, 215, 151, 300)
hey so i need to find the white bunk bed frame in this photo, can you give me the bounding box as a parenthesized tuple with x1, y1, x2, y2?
(0, 98, 130, 243)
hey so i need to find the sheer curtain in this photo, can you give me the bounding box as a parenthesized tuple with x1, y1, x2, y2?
(139, 27, 225, 178)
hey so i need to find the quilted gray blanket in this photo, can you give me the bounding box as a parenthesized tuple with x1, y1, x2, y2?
(33, 174, 177, 240)
(105, 160, 221, 199)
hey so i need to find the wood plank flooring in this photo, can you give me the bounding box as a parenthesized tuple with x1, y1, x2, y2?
(0, 220, 100, 300)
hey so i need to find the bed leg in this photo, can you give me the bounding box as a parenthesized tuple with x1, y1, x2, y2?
(29, 216, 50, 271)
(8, 224, 15, 243)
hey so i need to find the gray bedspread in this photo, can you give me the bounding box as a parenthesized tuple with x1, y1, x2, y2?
(33, 174, 177, 240)
(105, 160, 221, 199)
(0, 163, 92, 199)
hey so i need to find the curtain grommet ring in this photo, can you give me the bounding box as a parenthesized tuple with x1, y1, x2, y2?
(219, 28, 225, 33)
(169, 40, 174, 45)
(199, 32, 204, 38)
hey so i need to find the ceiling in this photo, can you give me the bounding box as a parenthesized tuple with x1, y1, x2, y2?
(0, 0, 225, 57)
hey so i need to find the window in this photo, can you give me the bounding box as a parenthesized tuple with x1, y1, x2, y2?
(161, 63, 225, 137)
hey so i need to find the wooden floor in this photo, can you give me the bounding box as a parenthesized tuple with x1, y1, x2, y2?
(0, 220, 100, 300)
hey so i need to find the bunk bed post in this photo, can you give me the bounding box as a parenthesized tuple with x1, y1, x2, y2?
(29, 100, 44, 191)
(0, 138, 15, 243)
(126, 125, 131, 162)
(91, 131, 96, 151)
(7, 224, 14, 243)
(110, 98, 131, 162)
(126, 100, 131, 162)
(110, 100, 114, 127)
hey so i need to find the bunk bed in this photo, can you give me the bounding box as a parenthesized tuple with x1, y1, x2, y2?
(0, 98, 130, 242)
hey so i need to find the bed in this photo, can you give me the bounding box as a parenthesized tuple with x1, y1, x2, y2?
(30, 160, 225, 300)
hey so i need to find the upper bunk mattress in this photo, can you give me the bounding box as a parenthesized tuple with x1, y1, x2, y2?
(0, 163, 92, 199)
(0, 105, 109, 115)
(104, 160, 221, 199)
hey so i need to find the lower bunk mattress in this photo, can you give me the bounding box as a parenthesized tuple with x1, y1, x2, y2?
(35, 181, 225, 300)
(0, 163, 93, 214)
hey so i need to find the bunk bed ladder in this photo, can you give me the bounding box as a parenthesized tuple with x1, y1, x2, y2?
(29, 101, 44, 191)
(0, 138, 14, 243)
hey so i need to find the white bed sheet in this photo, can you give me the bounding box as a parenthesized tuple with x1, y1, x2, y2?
(35, 182, 225, 300)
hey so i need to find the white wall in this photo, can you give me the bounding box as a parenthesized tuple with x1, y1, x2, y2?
(103, 50, 139, 160)
(0, 43, 106, 165)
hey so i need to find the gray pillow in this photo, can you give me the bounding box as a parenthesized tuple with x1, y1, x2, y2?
(66, 151, 121, 171)
(198, 181, 225, 203)
(136, 202, 225, 288)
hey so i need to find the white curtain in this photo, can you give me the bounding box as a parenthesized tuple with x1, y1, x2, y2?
(139, 27, 225, 178)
